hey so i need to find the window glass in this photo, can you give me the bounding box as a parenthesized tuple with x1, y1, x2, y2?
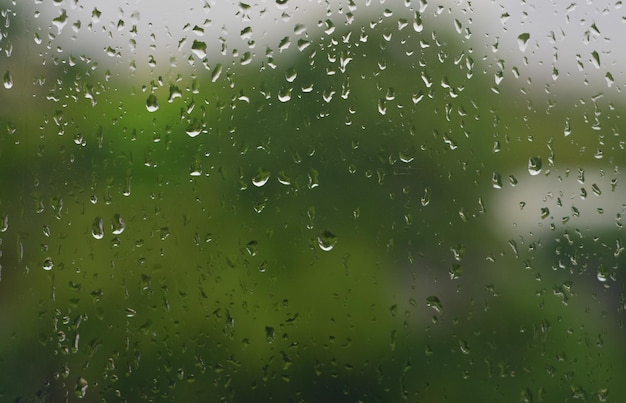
(1, 1, 624, 400)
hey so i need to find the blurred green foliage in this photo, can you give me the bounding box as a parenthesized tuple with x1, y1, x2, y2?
(0, 3, 625, 402)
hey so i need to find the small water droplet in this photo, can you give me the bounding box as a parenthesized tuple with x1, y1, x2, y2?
(146, 94, 159, 112)
(517, 33, 530, 52)
(92, 217, 104, 239)
(564, 118, 571, 136)
(317, 230, 337, 251)
(186, 118, 203, 137)
(43, 257, 54, 271)
(421, 187, 431, 206)
(211, 64, 223, 82)
(597, 264, 608, 282)
(492, 172, 503, 189)
(3, 70, 13, 89)
(528, 157, 542, 175)
(245, 240, 258, 256)
(426, 296, 442, 313)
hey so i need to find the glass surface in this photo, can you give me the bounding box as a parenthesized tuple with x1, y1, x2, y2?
(1, 0, 625, 401)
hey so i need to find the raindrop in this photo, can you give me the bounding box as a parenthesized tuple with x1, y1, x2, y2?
(146, 94, 159, 112)
(111, 214, 126, 235)
(3, 70, 13, 89)
(597, 264, 608, 282)
(186, 119, 203, 137)
(420, 187, 431, 206)
(278, 86, 292, 102)
(277, 171, 291, 185)
(517, 33, 530, 52)
(92, 217, 104, 239)
(591, 183, 601, 196)
(252, 169, 270, 187)
(564, 118, 571, 136)
(492, 172, 503, 189)
(528, 157, 542, 176)
(43, 257, 54, 271)
(245, 240, 258, 256)
(191, 40, 207, 58)
(317, 230, 337, 251)
(211, 64, 223, 82)
(426, 296, 442, 313)
(413, 12, 423, 32)
(591, 51, 600, 68)
(0, 213, 7, 232)
(75, 377, 88, 399)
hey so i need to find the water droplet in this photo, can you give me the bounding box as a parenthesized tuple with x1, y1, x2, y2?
(277, 171, 291, 185)
(0, 213, 7, 232)
(252, 169, 270, 187)
(75, 377, 88, 399)
(426, 296, 442, 313)
(111, 214, 126, 235)
(278, 86, 292, 102)
(3, 70, 13, 89)
(492, 172, 503, 189)
(52, 9, 68, 34)
(591, 183, 601, 196)
(186, 118, 203, 137)
(449, 263, 463, 279)
(591, 50, 601, 69)
(92, 217, 104, 239)
(211, 64, 223, 82)
(191, 40, 207, 58)
(413, 12, 423, 32)
(528, 157, 542, 176)
(597, 264, 608, 282)
(245, 240, 258, 256)
(317, 230, 337, 251)
(146, 94, 159, 112)
(517, 33, 530, 52)
(564, 118, 571, 136)
(43, 257, 54, 271)
(421, 187, 431, 206)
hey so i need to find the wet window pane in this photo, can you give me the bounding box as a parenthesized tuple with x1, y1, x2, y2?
(1, 1, 625, 400)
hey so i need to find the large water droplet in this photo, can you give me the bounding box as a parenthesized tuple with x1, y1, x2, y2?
(146, 94, 159, 112)
(252, 169, 270, 187)
(528, 157, 542, 175)
(317, 230, 337, 251)
(191, 40, 207, 59)
(591, 50, 601, 69)
(111, 214, 126, 235)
